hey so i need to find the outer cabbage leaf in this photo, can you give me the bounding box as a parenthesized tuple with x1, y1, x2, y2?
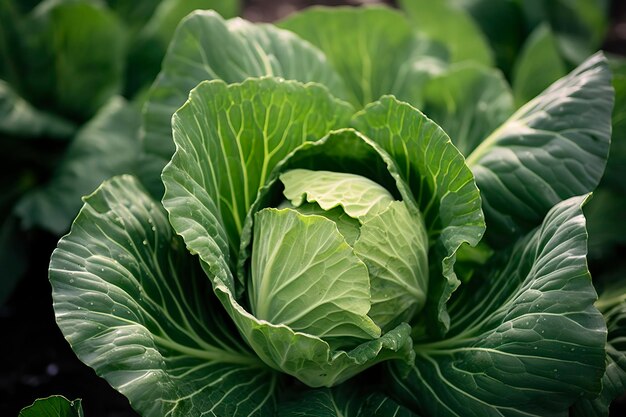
(141, 10, 346, 195)
(422, 64, 514, 156)
(389, 195, 606, 417)
(19, 396, 83, 417)
(398, 0, 493, 66)
(572, 270, 626, 416)
(15, 96, 140, 235)
(573, 56, 626, 415)
(584, 57, 626, 259)
(277, 386, 420, 417)
(466, 52, 613, 244)
(602, 57, 626, 193)
(351, 96, 485, 334)
(278, 6, 448, 108)
(50, 175, 276, 417)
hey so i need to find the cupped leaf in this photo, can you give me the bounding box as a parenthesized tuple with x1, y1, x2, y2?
(162, 77, 353, 287)
(390, 195, 607, 417)
(215, 276, 414, 388)
(277, 386, 420, 417)
(279, 6, 448, 108)
(398, 0, 493, 66)
(572, 275, 626, 417)
(0, 79, 75, 138)
(352, 96, 485, 255)
(162, 79, 414, 387)
(15, 96, 140, 235)
(19, 395, 83, 417)
(236, 127, 429, 308)
(141, 10, 347, 195)
(21, 0, 125, 120)
(423, 64, 514, 156)
(351, 96, 485, 334)
(466, 52, 613, 244)
(231, 129, 419, 386)
(251, 208, 380, 345)
(50, 175, 276, 417)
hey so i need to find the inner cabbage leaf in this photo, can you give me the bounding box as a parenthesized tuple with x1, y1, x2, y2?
(276, 169, 429, 331)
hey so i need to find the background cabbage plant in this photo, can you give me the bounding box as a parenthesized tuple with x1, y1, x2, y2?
(0, 0, 240, 304)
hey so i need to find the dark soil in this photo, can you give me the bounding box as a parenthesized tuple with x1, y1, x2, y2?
(605, 0, 626, 56)
(2, 1, 625, 416)
(0, 233, 138, 416)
